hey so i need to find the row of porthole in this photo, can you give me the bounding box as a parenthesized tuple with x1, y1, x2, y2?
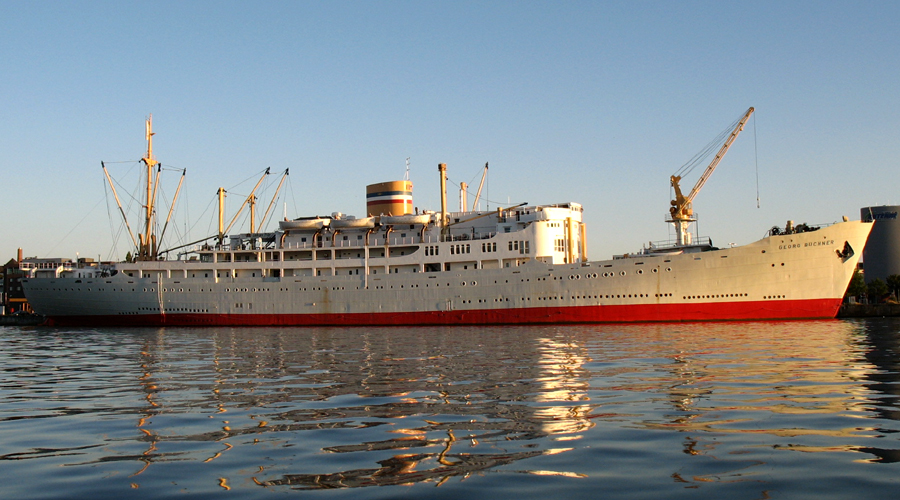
(683, 293, 749, 299)
(577, 268, 673, 279)
(535, 293, 660, 300)
(764, 295, 786, 299)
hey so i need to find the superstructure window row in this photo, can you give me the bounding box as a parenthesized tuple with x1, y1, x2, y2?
(450, 244, 470, 255)
(509, 240, 530, 254)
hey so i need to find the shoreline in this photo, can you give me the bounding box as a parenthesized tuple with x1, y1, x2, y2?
(837, 303, 900, 318)
(0, 314, 46, 326)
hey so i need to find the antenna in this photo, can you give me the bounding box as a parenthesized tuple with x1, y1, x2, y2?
(405, 157, 410, 181)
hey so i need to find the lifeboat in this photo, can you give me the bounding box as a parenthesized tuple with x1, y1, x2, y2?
(279, 218, 330, 231)
(331, 217, 376, 229)
(379, 214, 432, 226)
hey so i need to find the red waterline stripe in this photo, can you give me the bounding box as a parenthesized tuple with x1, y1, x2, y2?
(43, 298, 842, 327)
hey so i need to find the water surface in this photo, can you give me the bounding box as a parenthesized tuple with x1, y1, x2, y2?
(2, 319, 899, 499)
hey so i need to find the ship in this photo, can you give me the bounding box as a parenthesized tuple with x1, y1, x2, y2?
(21, 110, 873, 326)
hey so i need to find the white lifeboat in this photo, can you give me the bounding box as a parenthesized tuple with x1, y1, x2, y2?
(331, 217, 376, 229)
(379, 214, 432, 225)
(279, 218, 330, 231)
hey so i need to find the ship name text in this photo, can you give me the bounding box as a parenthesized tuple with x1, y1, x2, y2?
(778, 240, 835, 250)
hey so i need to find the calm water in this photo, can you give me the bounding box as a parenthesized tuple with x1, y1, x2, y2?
(2, 320, 900, 499)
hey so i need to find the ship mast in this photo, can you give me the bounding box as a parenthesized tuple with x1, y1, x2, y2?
(140, 115, 160, 260)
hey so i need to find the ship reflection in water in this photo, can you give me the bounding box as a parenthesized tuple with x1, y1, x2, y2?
(195, 328, 593, 490)
(2, 320, 900, 498)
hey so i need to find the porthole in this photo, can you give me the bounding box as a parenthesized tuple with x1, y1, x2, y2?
(637, 269, 643, 275)
(620, 271, 626, 276)
(652, 268, 658, 273)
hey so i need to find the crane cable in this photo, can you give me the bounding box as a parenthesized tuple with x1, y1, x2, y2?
(754, 112, 760, 208)
(673, 112, 746, 180)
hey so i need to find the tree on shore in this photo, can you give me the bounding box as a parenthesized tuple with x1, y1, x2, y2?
(868, 278, 889, 303)
(845, 269, 867, 302)
(886, 274, 900, 301)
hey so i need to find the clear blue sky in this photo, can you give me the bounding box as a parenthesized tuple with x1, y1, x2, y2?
(2, 1, 899, 262)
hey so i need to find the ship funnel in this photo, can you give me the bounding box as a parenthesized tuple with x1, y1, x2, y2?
(366, 180, 413, 216)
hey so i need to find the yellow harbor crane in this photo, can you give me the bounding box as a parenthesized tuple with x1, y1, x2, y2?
(668, 107, 754, 246)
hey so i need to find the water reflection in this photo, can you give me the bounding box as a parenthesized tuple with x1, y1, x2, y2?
(2, 320, 900, 498)
(595, 321, 900, 471)
(121, 326, 594, 490)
